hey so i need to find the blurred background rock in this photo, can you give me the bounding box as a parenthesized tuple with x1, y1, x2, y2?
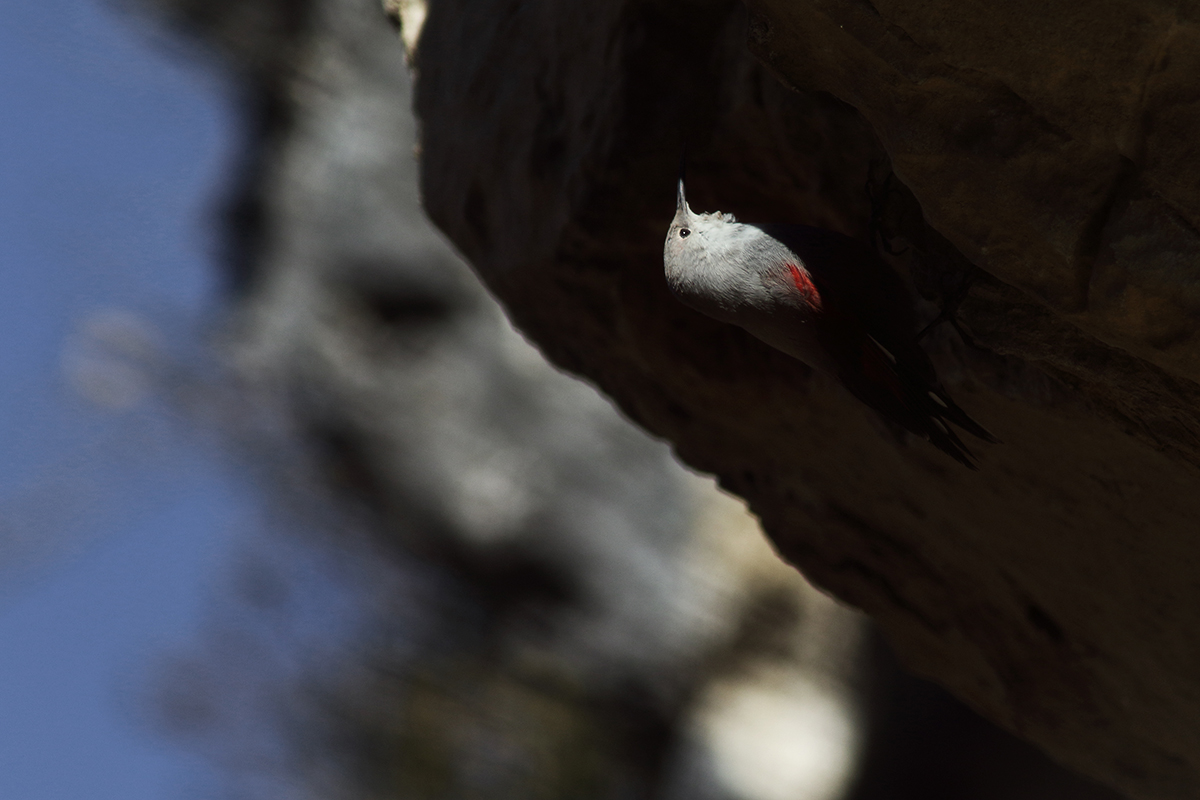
(1, 0, 1130, 797)
(127, 0, 869, 796)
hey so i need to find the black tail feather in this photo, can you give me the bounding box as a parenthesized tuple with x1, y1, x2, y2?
(846, 332, 997, 468)
(929, 387, 1000, 444)
(925, 417, 979, 469)
(847, 375, 994, 469)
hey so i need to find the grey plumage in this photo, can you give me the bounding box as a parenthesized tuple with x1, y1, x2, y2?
(664, 179, 997, 468)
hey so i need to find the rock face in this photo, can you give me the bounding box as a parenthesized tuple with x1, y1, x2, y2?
(747, 0, 1200, 382)
(407, 1, 1200, 797)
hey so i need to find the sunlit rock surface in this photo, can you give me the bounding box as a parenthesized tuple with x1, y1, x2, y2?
(404, 0, 1200, 798)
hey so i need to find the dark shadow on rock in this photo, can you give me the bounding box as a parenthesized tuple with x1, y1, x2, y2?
(847, 630, 1127, 800)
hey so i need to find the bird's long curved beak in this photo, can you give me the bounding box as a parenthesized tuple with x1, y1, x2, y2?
(676, 149, 691, 218)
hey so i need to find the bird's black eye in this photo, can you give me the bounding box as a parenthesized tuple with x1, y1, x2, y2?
(679, 228, 690, 238)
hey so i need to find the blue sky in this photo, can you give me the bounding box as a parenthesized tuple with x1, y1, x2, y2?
(0, 0, 245, 797)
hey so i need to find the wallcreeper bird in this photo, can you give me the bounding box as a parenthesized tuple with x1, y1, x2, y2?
(663, 178, 997, 468)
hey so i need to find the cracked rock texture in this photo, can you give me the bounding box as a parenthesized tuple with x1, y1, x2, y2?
(406, 0, 1200, 798)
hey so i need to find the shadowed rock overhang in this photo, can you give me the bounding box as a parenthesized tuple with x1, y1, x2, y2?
(404, 1, 1200, 798)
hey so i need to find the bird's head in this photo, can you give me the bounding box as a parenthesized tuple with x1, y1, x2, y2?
(665, 177, 694, 257)
(664, 177, 739, 271)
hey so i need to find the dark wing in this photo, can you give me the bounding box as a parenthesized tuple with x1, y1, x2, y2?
(759, 224, 919, 355)
(758, 224, 997, 466)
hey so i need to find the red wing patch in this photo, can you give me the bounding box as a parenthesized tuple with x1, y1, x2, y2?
(786, 263, 823, 311)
